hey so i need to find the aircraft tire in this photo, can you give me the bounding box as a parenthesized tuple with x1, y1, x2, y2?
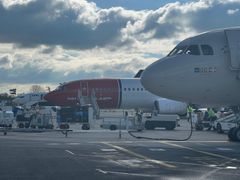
(195, 124, 203, 131)
(216, 123, 223, 133)
(30, 125, 36, 129)
(46, 124, 54, 129)
(82, 124, 90, 130)
(165, 124, 176, 130)
(65, 124, 70, 129)
(233, 127, 240, 142)
(144, 121, 155, 130)
(60, 124, 69, 129)
(109, 125, 117, 131)
(228, 127, 237, 141)
(18, 123, 24, 128)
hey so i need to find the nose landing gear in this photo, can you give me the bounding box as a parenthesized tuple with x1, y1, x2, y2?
(228, 106, 240, 142)
(228, 127, 240, 142)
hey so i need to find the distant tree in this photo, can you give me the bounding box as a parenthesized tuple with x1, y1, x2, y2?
(0, 93, 14, 106)
(30, 85, 45, 92)
(0, 93, 13, 100)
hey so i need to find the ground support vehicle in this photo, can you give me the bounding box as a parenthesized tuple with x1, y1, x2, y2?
(57, 105, 93, 130)
(191, 111, 211, 131)
(0, 110, 14, 128)
(213, 114, 237, 133)
(143, 113, 179, 130)
(15, 106, 55, 129)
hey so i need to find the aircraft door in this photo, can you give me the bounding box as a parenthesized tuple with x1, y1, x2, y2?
(80, 81, 89, 96)
(225, 29, 240, 70)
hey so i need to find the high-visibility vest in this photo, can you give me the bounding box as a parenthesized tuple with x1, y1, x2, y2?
(187, 106, 193, 113)
(208, 108, 215, 118)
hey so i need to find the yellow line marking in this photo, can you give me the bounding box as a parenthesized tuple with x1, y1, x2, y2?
(159, 141, 239, 162)
(102, 142, 175, 168)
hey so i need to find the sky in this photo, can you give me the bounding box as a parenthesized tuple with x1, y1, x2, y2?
(0, 0, 240, 94)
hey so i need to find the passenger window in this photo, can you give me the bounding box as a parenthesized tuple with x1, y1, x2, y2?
(128, 88, 131, 91)
(185, 45, 200, 55)
(201, 45, 214, 55)
(124, 88, 126, 91)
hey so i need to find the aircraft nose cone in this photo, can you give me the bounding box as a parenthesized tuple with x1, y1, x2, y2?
(141, 59, 170, 96)
(44, 91, 54, 103)
(141, 67, 157, 91)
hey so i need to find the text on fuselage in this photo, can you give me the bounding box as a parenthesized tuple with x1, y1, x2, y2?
(194, 67, 217, 73)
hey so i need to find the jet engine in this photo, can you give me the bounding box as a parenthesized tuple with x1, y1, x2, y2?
(154, 99, 187, 115)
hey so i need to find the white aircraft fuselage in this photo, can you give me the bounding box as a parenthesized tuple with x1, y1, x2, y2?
(141, 27, 240, 107)
(44, 78, 187, 114)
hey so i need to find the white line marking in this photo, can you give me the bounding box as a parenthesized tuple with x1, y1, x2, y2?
(199, 159, 234, 180)
(149, 148, 166, 152)
(66, 142, 80, 145)
(100, 148, 117, 152)
(65, 150, 75, 155)
(102, 142, 175, 168)
(96, 169, 107, 174)
(225, 166, 237, 170)
(47, 143, 60, 145)
(96, 169, 159, 177)
(217, 147, 233, 151)
(117, 159, 153, 168)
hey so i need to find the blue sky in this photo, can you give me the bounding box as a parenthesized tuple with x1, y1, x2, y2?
(0, 0, 240, 93)
(88, 0, 190, 10)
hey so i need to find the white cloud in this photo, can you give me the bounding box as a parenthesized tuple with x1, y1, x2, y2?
(0, 54, 13, 69)
(227, 8, 239, 15)
(0, 0, 240, 93)
(1, 0, 35, 9)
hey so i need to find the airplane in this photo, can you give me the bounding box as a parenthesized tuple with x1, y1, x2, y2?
(44, 78, 187, 115)
(141, 27, 240, 141)
(13, 92, 47, 107)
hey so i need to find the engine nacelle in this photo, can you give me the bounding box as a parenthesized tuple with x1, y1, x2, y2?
(154, 99, 187, 115)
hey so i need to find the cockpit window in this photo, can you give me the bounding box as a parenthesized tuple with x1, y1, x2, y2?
(167, 46, 188, 57)
(201, 45, 214, 55)
(185, 45, 200, 55)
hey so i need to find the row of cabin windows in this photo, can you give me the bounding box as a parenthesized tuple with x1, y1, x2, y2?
(32, 94, 40, 97)
(168, 44, 214, 57)
(123, 87, 144, 91)
(59, 86, 145, 92)
(91, 87, 145, 92)
(92, 88, 145, 92)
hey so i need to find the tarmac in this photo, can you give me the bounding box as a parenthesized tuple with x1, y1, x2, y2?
(0, 120, 239, 180)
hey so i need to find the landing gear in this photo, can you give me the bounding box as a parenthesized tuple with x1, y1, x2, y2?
(228, 127, 240, 142)
(228, 106, 240, 142)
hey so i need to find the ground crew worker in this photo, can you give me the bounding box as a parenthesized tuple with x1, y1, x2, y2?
(187, 105, 194, 122)
(207, 108, 216, 130)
